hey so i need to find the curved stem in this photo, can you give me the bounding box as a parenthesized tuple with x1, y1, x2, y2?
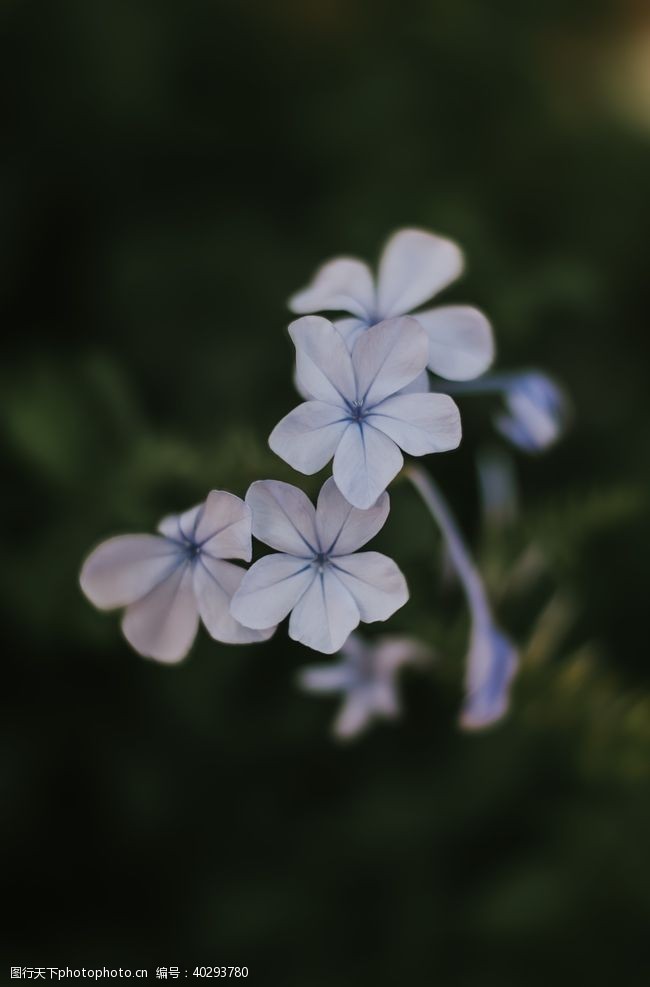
(428, 373, 516, 396)
(404, 463, 491, 630)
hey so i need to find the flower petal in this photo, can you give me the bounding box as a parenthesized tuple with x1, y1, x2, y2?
(297, 663, 355, 693)
(459, 625, 518, 730)
(330, 552, 409, 622)
(352, 317, 428, 405)
(494, 373, 567, 453)
(289, 257, 375, 320)
(194, 490, 253, 562)
(121, 562, 199, 663)
(289, 316, 356, 406)
(332, 695, 372, 739)
(415, 305, 495, 381)
(268, 401, 349, 475)
(315, 476, 389, 556)
(334, 316, 368, 350)
(194, 556, 275, 644)
(246, 479, 318, 555)
(333, 423, 403, 510)
(367, 392, 462, 455)
(80, 534, 182, 610)
(230, 553, 315, 629)
(288, 569, 360, 654)
(398, 368, 430, 395)
(157, 505, 203, 541)
(377, 228, 464, 318)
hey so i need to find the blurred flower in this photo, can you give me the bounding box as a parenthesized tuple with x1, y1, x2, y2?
(269, 315, 461, 509)
(80, 491, 275, 663)
(289, 227, 494, 381)
(494, 372, 568, 453)
(230, 478, 408, 654)
(298, 632, 431, 740)
(459, 624, 518, 731)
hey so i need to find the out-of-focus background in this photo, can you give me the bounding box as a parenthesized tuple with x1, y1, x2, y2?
(2, 1, 649, 983)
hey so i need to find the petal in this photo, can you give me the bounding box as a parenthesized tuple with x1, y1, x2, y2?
(494, 373, 567, 453)
(268, 401, 349, 475)
(367, 392, 462, 455)
(330, 552, 409, 623)
(80, 534, 182, 610)
(315, 476, 389, 556)
(333, 422, 404, 510)
(415, 305, 495, 381)
(288, 569, 360, 654)
(230, 553, 315, 629)
(157, 505, 202, 541)
(246, 479, 318, 555)
(397, 368, 430, 395)
(121, 563, 199, 663)
(334, 316, 368, 350)
(195, 491, 253, 562)
(289, 257, 376, 320)
(297, 663, 354, 693)
(459, 625, 518, 730)
(352, 317, 428, 405)
(332, 694, 372, 739)
(194, 556, 275, 644)
(377, 228, 464, 317)
(289, 316, 356, 405)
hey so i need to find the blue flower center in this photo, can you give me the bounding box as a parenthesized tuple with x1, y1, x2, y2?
(184, 541, 202, 561)
(348, 399, 366, 422)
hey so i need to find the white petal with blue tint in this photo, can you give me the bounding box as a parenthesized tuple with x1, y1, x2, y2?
(494, 373, 566, 453)
(352, 317, 428, 405)
(193, 556, 276, 645)
(289, 257, 375, 320)
(416, 305, 495, 381)
(268, 401, 349, 475)
(289, 316, 356, 405)
(333, 316, 368, 349)
(397, 368, 430, 395)
(121, 562, 199, 664)
(195, 490, 253, 562)
(367, 392, 462, 455)
(333, 422, 404, 510)
(460, 624, 518, 730)
(230, 553, 315, 629)
(377, 229, 464, 318)
(315, 476, 389, 556)
(246, 480, 318, 556)
(157, 505, 203, 541)
(288, 569, 360, 654)
(330, 552, 408, 622)
(80, 535, 181, 610)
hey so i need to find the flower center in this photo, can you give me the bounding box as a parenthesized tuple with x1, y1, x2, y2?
(348, 399, 366, 422)
(185, 541, 202, 561)
(313, 551, 329, 574)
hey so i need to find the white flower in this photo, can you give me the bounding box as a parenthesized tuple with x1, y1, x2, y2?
(298, 632, 431, 740)
(80, 491, 275, 663)
(230, 478, 409, 654)
(493, 371, 567, 453)
(289, 227, 494, 381)
(269, 315, 462, 509)
(459, 624, 518, 731)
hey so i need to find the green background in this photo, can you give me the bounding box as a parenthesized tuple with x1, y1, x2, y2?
(2, 1, 649, 983)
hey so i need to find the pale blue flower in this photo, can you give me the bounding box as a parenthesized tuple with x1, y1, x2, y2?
(289, 227, 494, 381)
(269, 315, 462, 509)
(80, 491, 275, 663)
(298, 632, 431, 739)
(493, 371, 567, 453)
(230, 478, 408, 654)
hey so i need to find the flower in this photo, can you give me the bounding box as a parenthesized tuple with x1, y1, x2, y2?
(269, 315, 462, 509)
(459, 623, 518, 730)
(493, 371, 567, 453)
(297, 632, 432, 739)
(230, 478, 409, 654)
(289, 227, 494, 381)
(79, 491, 275, 663)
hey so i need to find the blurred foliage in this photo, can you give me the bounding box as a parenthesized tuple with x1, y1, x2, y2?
(1, 0, 649, 984)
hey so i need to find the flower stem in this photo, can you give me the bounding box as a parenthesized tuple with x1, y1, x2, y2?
(404, 463, 491, 629)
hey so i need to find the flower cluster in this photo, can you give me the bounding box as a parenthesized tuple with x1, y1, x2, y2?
(80, 228, 567, 738)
